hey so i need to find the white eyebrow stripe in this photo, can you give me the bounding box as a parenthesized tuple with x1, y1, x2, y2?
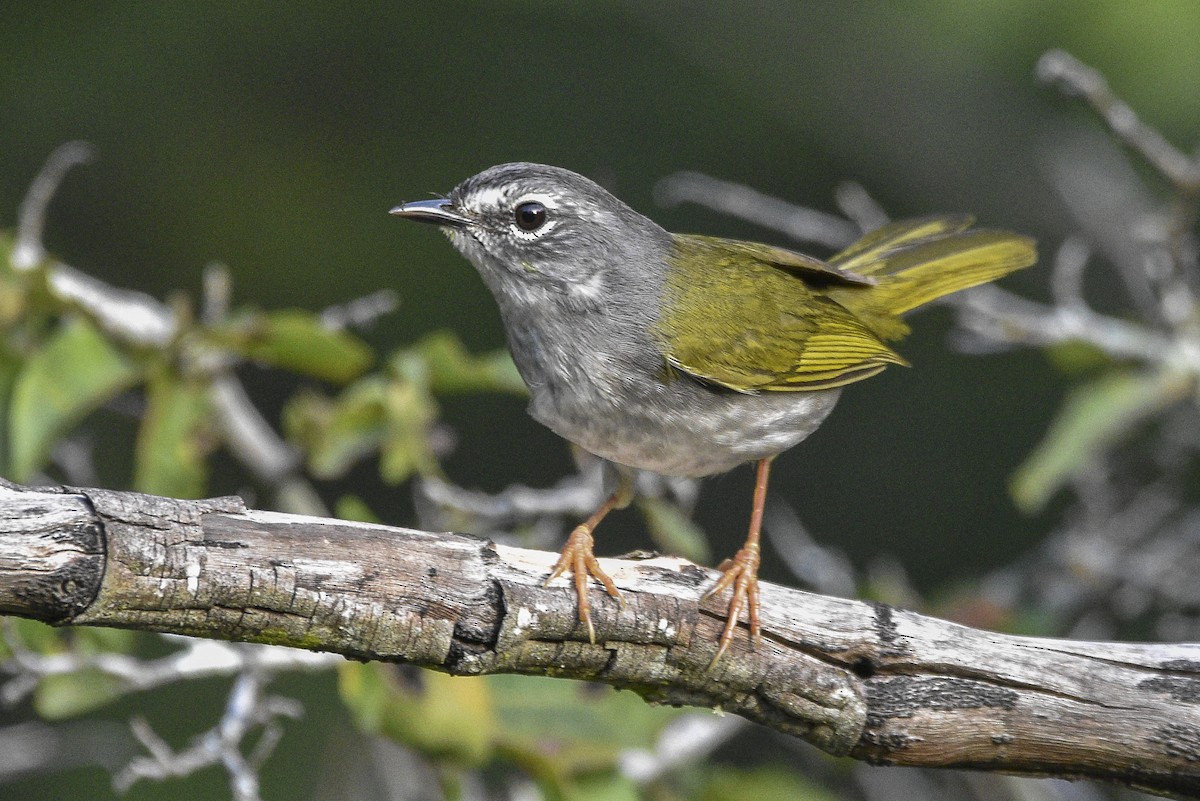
(513, 192, 560, 210)
(468, 185, 509, 210)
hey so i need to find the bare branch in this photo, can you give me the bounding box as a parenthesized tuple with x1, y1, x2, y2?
(947, 283, 1200, 371)
(832, 180, 890, 232)
(419, 471, 603, 525)
(1048, 235, 1092, 311)
(2, 480, 1199, 797)
(654, 171, 860, 249)
(47, 262, 179, 345)
(13, 141, 95, 271)
(112, 664, 303, 801)
(319, 288, 401, 331)
(1, 629, 337, 705)
(14, 144, 177, 345)
(1037, 50, 1200, 194)
(618, 714, 746, 784)
(207, 375, 319, 510)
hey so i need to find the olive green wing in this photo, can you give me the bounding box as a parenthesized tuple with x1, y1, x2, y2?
(723, 238, 877, 286)
(653, 235, 906, 393)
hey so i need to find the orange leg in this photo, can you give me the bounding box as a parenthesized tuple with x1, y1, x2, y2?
(545, 475, 631, 643)
(705, 456, 772, 668)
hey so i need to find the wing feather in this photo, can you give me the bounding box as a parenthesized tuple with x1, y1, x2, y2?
(655, 236, 905, 393)
(651, 217, 1033, 393)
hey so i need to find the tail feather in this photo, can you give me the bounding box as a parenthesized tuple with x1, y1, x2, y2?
(827, 219, 1036, 340)
(829, 215, 975, 275)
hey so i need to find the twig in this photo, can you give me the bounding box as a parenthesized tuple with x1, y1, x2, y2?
(12, 141, 95, 271)
(112, 658, 304, 801)
(833, 180, 890, 232)
(654, 171, 861, 249)
(1048, 234, 1091, 311)
(948, 283, 1200, 371)
(1037, 50, 1200, 193)
(418, 469, 605, 528)
(618, 714, 745, 784)
(1, 628, 337, 705)
(320, 288, 401, 331)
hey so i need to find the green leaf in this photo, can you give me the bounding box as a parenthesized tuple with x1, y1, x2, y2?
(134, 372, 213, 498)
(220, 309, 373, 383)
(489, 674, 682, 801)
(339, 662, 496, 766)
(572, 774, 641, 801)
(394, 330, 526, 396)
(638, 496, 711, 564)
(335, 494, 382, 523)
(285, 379, 387, 479)
(285, 371, 441, 484)
(35, 669, 126, 719)
(1042, 339, 1115, 375)
(1011, 369, 1190, 512)
(699, 765, 841, 801)
(22, 625, 140, 719)
(0, 233, 27, 329)
(380, 379, 439, 483)
(8, 316, 139, 480)
(340, 667, 684, 798)
(2, 619, 68, 658)
(70, 626, 139, 655)
(0, 343, 24, 475)
(490, 674, 679, 756)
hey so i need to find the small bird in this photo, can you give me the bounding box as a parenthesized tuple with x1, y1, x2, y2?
(392, 163, 1036, 666)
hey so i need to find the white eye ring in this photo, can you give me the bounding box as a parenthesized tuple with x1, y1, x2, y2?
(509, 194, 559, 240)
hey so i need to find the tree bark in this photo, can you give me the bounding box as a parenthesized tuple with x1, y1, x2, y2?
(1, 480, 1198, 798)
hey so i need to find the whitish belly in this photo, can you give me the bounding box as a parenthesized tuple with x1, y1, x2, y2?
(529, 382, 842, 478)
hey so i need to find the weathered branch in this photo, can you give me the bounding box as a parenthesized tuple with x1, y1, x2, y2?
(2, 480, 1198, 798)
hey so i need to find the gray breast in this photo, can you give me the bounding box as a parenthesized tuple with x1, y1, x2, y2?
(515, 319, 843, 477)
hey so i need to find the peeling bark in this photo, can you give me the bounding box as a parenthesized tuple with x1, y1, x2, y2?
(1, 480, 1198, 797)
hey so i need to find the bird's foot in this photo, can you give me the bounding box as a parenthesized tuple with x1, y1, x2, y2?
(704, 542, 762, 669)
(545, 524, 623, 644)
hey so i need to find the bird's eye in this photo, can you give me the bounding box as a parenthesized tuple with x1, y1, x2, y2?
(513, 201, 547, 232)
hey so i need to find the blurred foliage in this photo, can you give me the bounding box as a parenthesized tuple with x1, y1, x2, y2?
(637, 496, 712, 565)
(213, 309, 374, 383)
(2, 620, 136, 719)
(1011, 369, 1192, 513)
(134, 369, 215, 497)
(699, 765, 840, 801)
(0, 230, 535, 499)
(6, 314, 139, 480)
(339, 664, 686, 800)
(286, 331, 524, 484)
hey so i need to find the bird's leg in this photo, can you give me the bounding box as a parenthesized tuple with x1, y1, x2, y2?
(705, 456, 772, 668)
(545, 469, 632, 643)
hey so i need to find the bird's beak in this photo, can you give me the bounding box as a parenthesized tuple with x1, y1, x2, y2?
(389, 198, 470, 228)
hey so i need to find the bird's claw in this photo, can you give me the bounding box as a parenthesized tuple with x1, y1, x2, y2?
(546, 524, 623, 644)
(704, 542, 762, 669)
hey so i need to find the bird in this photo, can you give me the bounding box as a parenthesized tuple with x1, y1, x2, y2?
(391, 162, 1036, 666)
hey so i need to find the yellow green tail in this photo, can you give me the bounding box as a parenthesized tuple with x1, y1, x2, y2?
(827, 216, 1037, 340)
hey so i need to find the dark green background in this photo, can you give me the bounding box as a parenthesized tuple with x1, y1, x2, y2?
(5, 0, 1199, 580)
(2, 3, 1198, 798)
